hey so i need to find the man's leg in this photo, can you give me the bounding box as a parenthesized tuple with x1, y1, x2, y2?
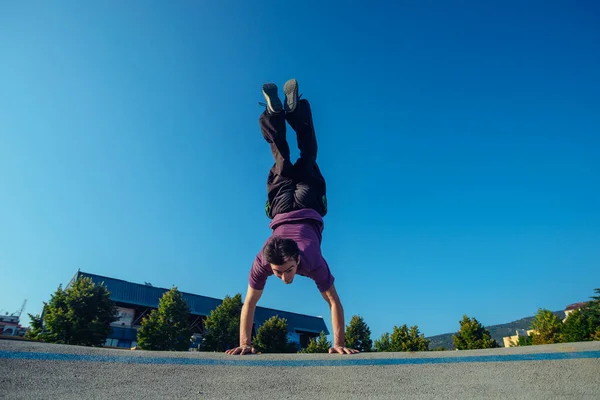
(283, 80, 328, 217)
(260, 83, 295, 219)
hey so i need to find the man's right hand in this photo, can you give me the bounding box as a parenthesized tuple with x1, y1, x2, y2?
(225, 345, 257, 355)
(226, 285, 263, 356)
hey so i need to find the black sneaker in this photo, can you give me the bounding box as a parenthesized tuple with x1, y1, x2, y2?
(283, 78, 299, 112)
(261, 83, 283, 114)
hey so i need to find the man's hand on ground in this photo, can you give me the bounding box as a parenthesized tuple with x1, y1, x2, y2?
(329, 346, 359, 355)
(225, 345, 257, 355)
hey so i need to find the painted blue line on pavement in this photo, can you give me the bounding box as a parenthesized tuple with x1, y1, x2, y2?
(1, 350, 599, 367)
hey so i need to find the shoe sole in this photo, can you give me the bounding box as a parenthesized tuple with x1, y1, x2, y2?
(284, 79, 298, 112)
(262, 83, 282, 113)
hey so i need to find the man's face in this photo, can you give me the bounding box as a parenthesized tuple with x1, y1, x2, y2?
(270, 258, 298, 285)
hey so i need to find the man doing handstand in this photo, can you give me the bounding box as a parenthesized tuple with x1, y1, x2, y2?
(225, 79, 358, 356)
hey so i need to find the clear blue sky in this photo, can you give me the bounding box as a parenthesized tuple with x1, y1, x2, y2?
(1, 1, 599, 342)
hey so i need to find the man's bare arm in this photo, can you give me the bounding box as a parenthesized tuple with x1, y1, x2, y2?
(240, 285, 262, 345)
(226, 285, 263, 355)
(321, 284, 359, 354)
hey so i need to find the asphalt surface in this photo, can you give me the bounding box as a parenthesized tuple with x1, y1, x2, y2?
(1, 339, 599, 399)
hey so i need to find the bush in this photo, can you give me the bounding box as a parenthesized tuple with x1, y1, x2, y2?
(299, 331, 331, 353)
(254, 316, 297, 353)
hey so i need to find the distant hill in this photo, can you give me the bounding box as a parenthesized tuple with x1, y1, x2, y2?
(426, 310, 566, 350)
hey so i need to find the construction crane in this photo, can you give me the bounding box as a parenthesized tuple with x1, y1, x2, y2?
(12, 299, 27, 318)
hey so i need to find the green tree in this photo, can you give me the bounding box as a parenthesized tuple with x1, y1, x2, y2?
(26, 278, 117, 346)
(530, 309, 562, 345)
(581, 288, 600, 340)
(137, 287, 192, 351)
(39, 286, 70, 343)
(560, 288, 600, 343)
(299, 331, 331, 353)
(253, 315, 296, 353)
(517, 334, 533, 346)
(201, 293, 243, 352)
(374, 332, 391, 352)
(374, 325, 430, 352)
(452, 315, 499, 350)
(560, 309, 591, 343)
(25, 312, 45, 340)
(344, 315, 373, 352)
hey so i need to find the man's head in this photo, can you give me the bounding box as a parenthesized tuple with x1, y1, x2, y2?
(263, 236, 300, 285)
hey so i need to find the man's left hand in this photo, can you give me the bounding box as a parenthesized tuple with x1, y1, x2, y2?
(329, 346, 359, 354)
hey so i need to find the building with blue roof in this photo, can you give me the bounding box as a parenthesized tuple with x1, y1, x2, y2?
(66, 270, 329, 350)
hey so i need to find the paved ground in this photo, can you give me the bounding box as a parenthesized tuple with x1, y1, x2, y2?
(1, 339, 599, 399)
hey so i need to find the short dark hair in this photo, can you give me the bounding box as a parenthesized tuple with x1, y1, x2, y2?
(263, 236, 299, 266)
